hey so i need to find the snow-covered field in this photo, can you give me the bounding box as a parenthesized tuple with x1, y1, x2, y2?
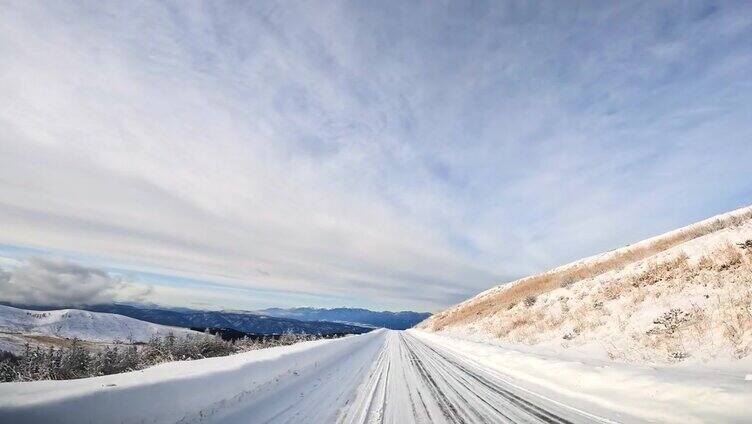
(0, 304, 197, 345)
(2, 329, 750, 423)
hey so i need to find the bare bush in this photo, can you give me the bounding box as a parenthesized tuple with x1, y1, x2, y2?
(697, 255, 714, 270)
(718, 289, 752, 358)
(632, 253, 689, 288)
(523, 295, 537, 307)
(736, 240, 752, 250)
(718, 242, 743, 269)
(560, 278, 576, 288)
(648, 309, 691, 336)
(562, 328, 580, 340)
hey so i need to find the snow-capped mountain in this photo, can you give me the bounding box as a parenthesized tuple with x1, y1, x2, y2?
(79, 304, 371, 335)
(0, 304, 198, 342)
(257, 307, 431, 330)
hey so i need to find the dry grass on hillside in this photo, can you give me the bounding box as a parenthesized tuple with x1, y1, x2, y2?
(431, 240, 752, 363)
(426, 208, 752, 331)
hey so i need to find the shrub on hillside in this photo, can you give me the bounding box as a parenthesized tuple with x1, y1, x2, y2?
(523, 295, 537, 307)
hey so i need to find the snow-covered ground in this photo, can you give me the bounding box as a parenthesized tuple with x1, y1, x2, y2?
(2, 329, 750, 423)
(0, 304, 198, 345)
(339, 331, 617, 424)
(0, 329, 386, 424)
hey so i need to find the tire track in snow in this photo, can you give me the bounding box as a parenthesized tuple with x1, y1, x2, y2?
(339, 331, 613, 424)
(401, 333, 514, 423)
(404, 333, 570, 423)
(191, 331, 387, 424)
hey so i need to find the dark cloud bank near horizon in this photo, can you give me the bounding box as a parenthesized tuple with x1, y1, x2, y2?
(0, 258, 150, 307)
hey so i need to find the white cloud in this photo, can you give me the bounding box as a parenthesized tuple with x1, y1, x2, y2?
(0, 1, 751, 310)
(0, 258, 150, 307)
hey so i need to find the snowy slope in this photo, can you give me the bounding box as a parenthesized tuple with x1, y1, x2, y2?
(0, 304, 198, 343)
(419, 205, 752, 365)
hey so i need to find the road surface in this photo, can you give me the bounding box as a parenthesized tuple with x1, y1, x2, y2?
(209, 330, 613, 424)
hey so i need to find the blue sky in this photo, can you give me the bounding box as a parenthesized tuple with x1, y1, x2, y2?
(0, 1, 751, 311)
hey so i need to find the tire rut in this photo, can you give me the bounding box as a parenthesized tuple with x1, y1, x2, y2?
(402, 333, 575, 424)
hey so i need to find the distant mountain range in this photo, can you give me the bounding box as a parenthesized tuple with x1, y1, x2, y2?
(258, 307, 431, 330)
(82, 304, 372, 335)
(0, 302, 430, 334)
(0, 302, 370, 335)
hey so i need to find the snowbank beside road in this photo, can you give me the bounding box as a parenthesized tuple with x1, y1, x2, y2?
(0, 329, 384, 424)
(411, 329, 752, 423)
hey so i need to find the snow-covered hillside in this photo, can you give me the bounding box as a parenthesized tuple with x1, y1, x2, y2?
(0, 304, 197, 343)
(419, 205, 752, 365)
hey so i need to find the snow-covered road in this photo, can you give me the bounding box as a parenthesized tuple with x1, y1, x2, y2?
(2, 329, 748, 423)
(0, 329, 617, 423)
(339, 331, 611, 424)
(212, 330, 612, 423)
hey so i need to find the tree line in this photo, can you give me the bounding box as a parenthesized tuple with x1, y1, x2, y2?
(0, 331, 329, 382)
